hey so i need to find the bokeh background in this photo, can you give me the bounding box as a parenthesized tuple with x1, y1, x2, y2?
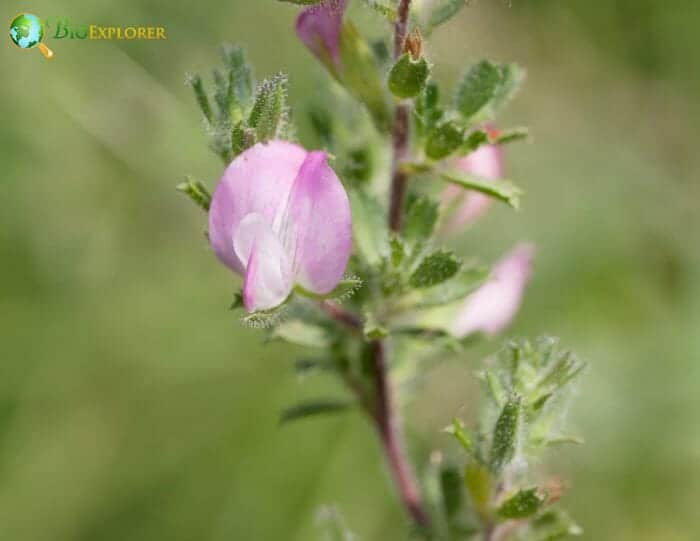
(2, 0, 699, 539)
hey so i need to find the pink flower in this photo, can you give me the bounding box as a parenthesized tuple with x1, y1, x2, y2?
(296, 0, 348, 71)
(443, 143, 504, 232)
(208, 141, 353, 312)
(452, 244, 534, 338)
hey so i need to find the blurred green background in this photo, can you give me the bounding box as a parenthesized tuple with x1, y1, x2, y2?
(2, 0, 699, 539)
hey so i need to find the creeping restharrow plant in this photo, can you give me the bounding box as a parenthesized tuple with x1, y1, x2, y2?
(179, 1, 586, 539)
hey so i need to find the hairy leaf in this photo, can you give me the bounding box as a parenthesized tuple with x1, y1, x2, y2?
(497, 488, 546, 519)
(437, 170, 523, 209)
(409, 250, 460, 288)
(489, 395, 522, 473)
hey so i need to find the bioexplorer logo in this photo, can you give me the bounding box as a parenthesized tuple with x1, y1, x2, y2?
(9, 13, 54, 59)
(9, 12, 167, 59)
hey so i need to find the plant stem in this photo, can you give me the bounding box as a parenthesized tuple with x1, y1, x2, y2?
(370, 340, 430, 528)
(388, 0, 413, 232)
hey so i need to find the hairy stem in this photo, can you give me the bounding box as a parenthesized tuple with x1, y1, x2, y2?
(388, 0, 413, 232)
(371, 340, 430, 528)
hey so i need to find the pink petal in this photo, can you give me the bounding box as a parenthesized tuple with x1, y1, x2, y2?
(444, 143, 504, 231)
(452, 244, 535, 338)
(296, 0, 347, 69)
(282, 151, 352, 294)
(237, 214, 293, 312)
(209, 141, 308, 274)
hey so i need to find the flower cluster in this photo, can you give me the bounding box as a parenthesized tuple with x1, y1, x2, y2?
(181, 1, 584, 538)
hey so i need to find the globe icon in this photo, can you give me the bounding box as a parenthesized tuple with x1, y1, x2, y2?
(9, 13, 54, 59)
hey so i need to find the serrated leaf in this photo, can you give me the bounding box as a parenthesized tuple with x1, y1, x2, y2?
(426, 120, 464, 160)
(443, 418, 473, 453)
(348, 188, 388, 266)
(409, 250, 460, 288)
(462, 129, 489, 153)
(429, 0, 467, 30)
(491, 63, 525, 113)
(415, 81, 443, 138)
(402, 265, 488, 308)
(176, 175, 211, 211)
(455, 60, 503, 119)
(279, 399, 351, 424)
(248, 73, 290, 142)
(437, 170, 523, 209)
(272, 320, 332, 348)
(497, 488, 546, 519)
(389, 53, 431, 99)
(403, 195, 439, 250)
(489, 395, 522, 474)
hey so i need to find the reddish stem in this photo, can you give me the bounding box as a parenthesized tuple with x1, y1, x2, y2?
(388, 0, 413, 232)
(371, 341, 430, 528)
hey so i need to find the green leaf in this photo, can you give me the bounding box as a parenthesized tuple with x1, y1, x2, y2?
(440, 466, 463, 520)
(403, 195, 439, 250)
(341, 147, 373, 184)
(437, 169, 523, 209)
(491, 63, 526, 113)
(494, 126, 529, 145)
(398, 265, 487, 310)
(187, 73, 213, 124)
(425, 120, 464, 160)
(220, 43, 253, 114)
(415, 81, 443, 138)
(360, 0, 397, 21)
(429, 0, 467, 30)
(272, 320, 332, 348)
(465, 462, 492, 514)
(248, 73, 290, 142)
(534, 350, 587, 395)
(489, 395, 522, 474)
(388, 53, 431, 99)
(176, 175, 211, 211)
(529, 510, 583, 540)
(497, 488, 546, 519)
(348, 188, 388, 266)
(455, 60, 503, 119)
(409, 250, 460, 288)
(279, 399, 351, 424)
(462, 129, 489, 153)
(443, 418, 473, 453)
